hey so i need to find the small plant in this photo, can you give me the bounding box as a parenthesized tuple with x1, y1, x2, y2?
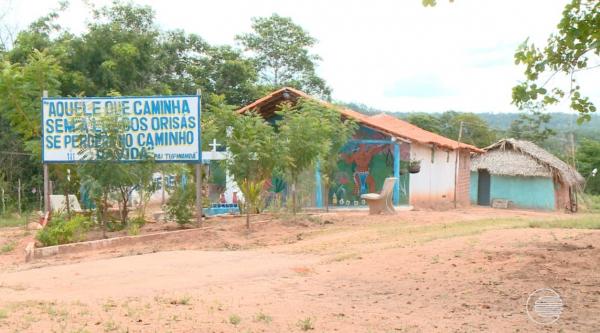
(36, 215, 91, 246)
(127, 223, 140, 236)
(0, 308, 7, 319)
(1, 241, 15, 253)
(170, 296, 191, 305)
(297, 317, 314, 331)
(166, 185, 195, 227)
(254, 311, 272, 324)
(103, 320, 119, 332)
(229, 314, 241, 326)
(409, 159, 421, 173)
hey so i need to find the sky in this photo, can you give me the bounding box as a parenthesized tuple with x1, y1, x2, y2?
(2, 0, 598, 113)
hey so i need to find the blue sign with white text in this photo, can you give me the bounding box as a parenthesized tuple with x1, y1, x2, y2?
(42, 95, 201, 163)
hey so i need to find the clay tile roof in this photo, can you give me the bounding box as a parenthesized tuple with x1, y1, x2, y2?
(237, 87, 483, 152)
(364, 114, 484, 152)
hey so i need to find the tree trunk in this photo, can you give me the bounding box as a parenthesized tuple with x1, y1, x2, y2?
(102, 193, 108, 239)
(64, 188, 71, 220)
(120, 187, 129, 226)
(291, 181, 297, 215)
(245, 201, 250, 230)
(324, 183, 329, 212)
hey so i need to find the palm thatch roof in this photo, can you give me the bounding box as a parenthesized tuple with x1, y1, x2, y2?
(471, 138, 584, 187)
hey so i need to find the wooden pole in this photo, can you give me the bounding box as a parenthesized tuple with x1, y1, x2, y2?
(453, 121, 464, 209)
(1, 187, 5, 216)
(17, 178, 21, 216)
(195, 88, 203, 226)
(43, 90, 50, 213)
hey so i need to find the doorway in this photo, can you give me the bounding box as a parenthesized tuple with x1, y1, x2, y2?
(477, 169, 491, 206)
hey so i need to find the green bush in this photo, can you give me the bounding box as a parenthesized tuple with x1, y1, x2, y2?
(36, 215, 91, 246)
(166, 185, 195, 227)
(129, 216, 146, 228)
(127, 216, 146, 235)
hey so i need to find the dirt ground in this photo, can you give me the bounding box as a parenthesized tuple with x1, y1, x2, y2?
(0, 207, 599, 332)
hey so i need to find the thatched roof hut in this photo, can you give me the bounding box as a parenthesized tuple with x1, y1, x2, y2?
(471, 139, 584, 187)
(471, 138, 584, 211)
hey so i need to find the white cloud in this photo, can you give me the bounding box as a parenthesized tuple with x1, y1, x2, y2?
(4, 0, 597, 113)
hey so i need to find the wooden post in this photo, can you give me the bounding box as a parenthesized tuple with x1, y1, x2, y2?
(161, 172, 166, 205)
(195, 88, 203, 226)
(393, 141, 400, 206)
(17, 178, 21, 216)
(453, 121, 464, 209)
(43, 90, 50, 213)
(1, 187, 5, 215)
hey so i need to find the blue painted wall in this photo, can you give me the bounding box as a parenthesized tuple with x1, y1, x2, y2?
(471, 173, 555, 210)
(470, 172, 478, 204)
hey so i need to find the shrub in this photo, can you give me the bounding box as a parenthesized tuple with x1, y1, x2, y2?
(36, 215, 90, 246)
(166, 185, 195, 227)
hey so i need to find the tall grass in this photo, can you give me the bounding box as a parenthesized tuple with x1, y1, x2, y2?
(0, 215, 27, 228)
(579, 194, 600, 213)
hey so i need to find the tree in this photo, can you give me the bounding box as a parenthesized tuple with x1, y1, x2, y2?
(76, 109, 154, 237)
(508, 104, 556, 144)
(512, 0, 599, 122)
(406, 113, 443, 134)
(277, 99, 332, 213)
(314, 102, 357, 212)
(576, 139, 600, 195)
(439, 112, 497, 148)
(217, 102, 278, 228)
(236, 14, 331, 98)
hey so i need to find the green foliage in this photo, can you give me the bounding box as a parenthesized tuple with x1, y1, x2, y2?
(0, 49, 62, 154)
(0, 215, 27, 228)
(406, 113, 443, 134)
(277, 100, 332, 212)
(512, 0, 599, 121)
(508, 105, 556, 144)
(1, 241, 15, 253)
(36, 215, 90, 246)
(438, 112, 497, 148)
(240, 179, 265, 229)
(165, 185, 195, 227)
(228, 314, 241, 326)
(577, 139, 600, 194)
(236, 14, 330, 98)
(308, 101, 358, 210)
(297, 317, 315, 331)
(223, 111, 279, 184)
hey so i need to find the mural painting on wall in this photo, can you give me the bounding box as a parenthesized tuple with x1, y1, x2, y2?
(330, 126, 410, 207)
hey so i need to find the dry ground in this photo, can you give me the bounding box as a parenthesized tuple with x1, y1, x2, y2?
(0, 207, 599, 332)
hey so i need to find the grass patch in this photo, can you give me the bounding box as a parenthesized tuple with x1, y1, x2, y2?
(293, 213, 600, 256)
(1, 241, 15, 253)
(297, 317, 315, 331)
(254, 311, 272, 324)
(580, 194, 600, 212)
(170, 295, 191, 305)
(0, 308, 7, 320)
(528, 216, 600, 229)
(228, 314, 241, 325)
(0, 215, 26, 228)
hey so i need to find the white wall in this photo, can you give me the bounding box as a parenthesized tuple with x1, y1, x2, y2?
(409, 144, 457, 208)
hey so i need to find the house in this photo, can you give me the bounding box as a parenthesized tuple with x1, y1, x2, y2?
(470, 138, 584, 211)
(235, 87, 484, 209)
